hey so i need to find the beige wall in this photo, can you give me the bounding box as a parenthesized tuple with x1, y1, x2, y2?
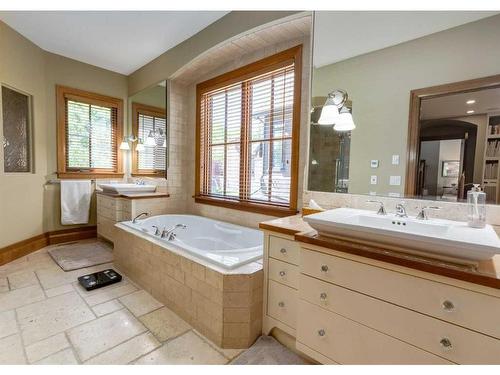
(311, 14, 500, 198)
(128, 11, 300, 95)
(0, 21, 128, 247)
(0, 21, 48, 248)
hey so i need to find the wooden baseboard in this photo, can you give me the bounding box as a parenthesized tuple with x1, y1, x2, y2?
(0, 226, 97, 266)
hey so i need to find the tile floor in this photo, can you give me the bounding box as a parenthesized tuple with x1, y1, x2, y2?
(0, 241, 245, 365)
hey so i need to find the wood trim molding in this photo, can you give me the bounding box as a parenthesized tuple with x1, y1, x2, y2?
(405, 74, 500, 196)
(56, 85, 124, 179)
(195, 45, 303, 217)
(0, 226, 97, 266)
(131, 102, 167, 177)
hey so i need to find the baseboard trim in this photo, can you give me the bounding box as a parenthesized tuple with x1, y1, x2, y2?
(0, 226, 97, 266)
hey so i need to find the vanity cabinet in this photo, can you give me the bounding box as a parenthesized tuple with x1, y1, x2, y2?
(96, 192, 169, 243)
(261, 224, 500, 365)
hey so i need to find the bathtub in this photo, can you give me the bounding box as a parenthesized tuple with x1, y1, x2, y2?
(121, 214, 263, 269)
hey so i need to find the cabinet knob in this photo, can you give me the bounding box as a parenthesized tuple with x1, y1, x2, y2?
(318, 329, 326, 337)
(320, 292, 327, 300)
(280, 248, 287, 254)
(278, 301, 285, 308)
(440, 338, 452, 349)
(442, 300, 455, 312)
(321, 265, 329, 272)
(279, 271, 286, 277)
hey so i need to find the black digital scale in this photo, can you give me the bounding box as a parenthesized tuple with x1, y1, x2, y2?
(77, 269, 122, 291)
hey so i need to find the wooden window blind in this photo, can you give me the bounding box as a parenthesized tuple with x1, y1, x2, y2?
(196, 45, 302, 216)
(132, 103, 166, 176)
(56, 86, 123, 179)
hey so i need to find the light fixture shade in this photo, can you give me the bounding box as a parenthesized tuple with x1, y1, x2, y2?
(333, 111, 356, 132)
(119, 140, 130, 150)
(162, 138, 167, 148)
(136, 140, 145, 152)
(318, 104, 339, 125)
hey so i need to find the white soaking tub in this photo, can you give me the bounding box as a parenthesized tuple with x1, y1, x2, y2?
(121, 214, 263, 269)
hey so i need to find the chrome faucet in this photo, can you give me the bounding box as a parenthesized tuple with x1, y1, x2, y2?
(161, 224, 187, 240)
(151, 225, 161, 236)
(366, 200, 387, 215)
(132, 212, 149, 223)
(416, 206, 441, 220)
(395, 202, 408, 218)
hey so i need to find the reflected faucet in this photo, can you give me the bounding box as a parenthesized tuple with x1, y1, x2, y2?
(161, 224, 187, 240)
(395, 202, 408, 218)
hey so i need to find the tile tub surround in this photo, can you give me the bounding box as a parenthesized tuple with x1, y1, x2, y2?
(114, 224, 264, 349)
(0, 241, 245, 365)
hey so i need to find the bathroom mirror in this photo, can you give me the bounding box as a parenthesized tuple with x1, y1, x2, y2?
(308, 11, 500, 204)
(128, 80, 167, 178)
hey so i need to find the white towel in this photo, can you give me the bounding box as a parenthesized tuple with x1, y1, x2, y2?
(60, 180, 92, 225)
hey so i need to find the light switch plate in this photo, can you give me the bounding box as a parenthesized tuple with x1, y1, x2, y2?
(392, 155, 400, 165)
(390, 176, 401, 186)
(370, 175, 378, 185)
(370, 160, 379, 168)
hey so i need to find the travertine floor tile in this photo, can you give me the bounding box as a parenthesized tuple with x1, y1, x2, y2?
(17, 291, 95, 345)
(119, 290, 163, 317)
(68, 309, 147, 361)
(7, 270, 38, 290)
(0, 334, 26, 364)
(84, 332, 160, 365)
(45, 284, 74, 298)
(36, 263, 113, 290)
(140, 306, 191, 342)
(92, 299, 124, 317)
(35, 348, 79, 365)
(0, 284, 45, 313)
(193, 330, 244, 360)
(134, 331, 228, 365)
(25, 333, 70, 363)
(83, 283, 137, 306)
(0, 277, 8, 292)
(0, 310, 18, 340)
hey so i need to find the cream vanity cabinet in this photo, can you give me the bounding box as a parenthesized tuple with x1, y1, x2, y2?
(261, 225, 500, 365)
(96, 192, 169, 243)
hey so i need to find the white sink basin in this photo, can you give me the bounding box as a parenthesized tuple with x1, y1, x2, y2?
(303, 208, 500, 262)
(99, 183, 156, 194)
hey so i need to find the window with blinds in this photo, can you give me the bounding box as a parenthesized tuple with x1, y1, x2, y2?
(196, 46, 302, 216)
(56, 86, 123, 178)
(132, 103, 166, 176)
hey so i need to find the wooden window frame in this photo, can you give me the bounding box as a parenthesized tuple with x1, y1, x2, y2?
(195, 45, 302, 217)
(56, 85, 124, 179)
(131, 102, 167, 177)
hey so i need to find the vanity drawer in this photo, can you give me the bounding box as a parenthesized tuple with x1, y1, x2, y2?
(267, 279, 298, 328)
(297, 300, 450, 364)
(269, 236, 300, 265)
(269, 258, 299, 289)
(300, 274, 500, 364)
(300, 248, 500, 339)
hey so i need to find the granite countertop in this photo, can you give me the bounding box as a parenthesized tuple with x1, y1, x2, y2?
(260, 214, 500, 290)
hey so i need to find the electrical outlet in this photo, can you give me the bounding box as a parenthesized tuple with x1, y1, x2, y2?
(370, 175, 378, 185)
(370, 160, 379, 168)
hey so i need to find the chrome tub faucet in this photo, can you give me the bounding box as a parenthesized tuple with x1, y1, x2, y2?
(161, 224, 187, 240)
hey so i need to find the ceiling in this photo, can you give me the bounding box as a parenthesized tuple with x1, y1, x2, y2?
(314, 11, 498, 68)
(421, 88, 500, 120)
(0, 11, 229, 75)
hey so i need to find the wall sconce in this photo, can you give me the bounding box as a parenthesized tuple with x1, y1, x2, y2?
(318, 89, 356, 131)
(119, 135, 137, 151)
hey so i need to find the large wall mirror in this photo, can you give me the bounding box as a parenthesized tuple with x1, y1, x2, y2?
(308, 11, 500, 203)
(128, 80, 167, 178)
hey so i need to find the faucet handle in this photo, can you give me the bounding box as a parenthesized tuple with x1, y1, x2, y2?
(416, 206, 441, 220)
(366, 200, 387, 215)
(152, 225, 160, 236)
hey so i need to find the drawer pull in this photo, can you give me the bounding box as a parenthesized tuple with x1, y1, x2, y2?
(278, 301, 285, 308)
(318, 329, 326, 337)
(320, 292, 327, 300)
(280, 248, 287, 254)
(439, 338, 452, 350)
(321, 265, 329, 272)
(279, 271, 286, 277)
(442, 300, 455, 312)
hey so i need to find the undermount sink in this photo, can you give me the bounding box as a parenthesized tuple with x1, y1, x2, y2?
(303, 208, 500, 263)
(99, 183, 156, 194)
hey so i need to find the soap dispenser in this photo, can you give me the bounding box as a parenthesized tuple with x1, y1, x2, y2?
(467, 184, 486, 228)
